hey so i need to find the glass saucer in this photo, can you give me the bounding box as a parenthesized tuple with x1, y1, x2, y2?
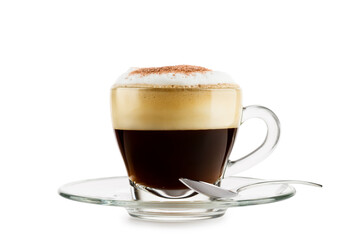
(59, 176, 296, 221)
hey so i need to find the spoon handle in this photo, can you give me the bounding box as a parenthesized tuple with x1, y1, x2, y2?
(235, 180, 322, 193)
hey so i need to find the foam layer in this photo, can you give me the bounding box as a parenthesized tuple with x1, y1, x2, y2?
(114, 65, 238, 87)
(111, 87, 242, 130)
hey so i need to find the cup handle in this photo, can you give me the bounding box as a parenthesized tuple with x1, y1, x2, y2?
(224, 105, 281, 176)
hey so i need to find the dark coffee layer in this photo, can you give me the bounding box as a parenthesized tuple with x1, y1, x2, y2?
(115, 128, 237, 189)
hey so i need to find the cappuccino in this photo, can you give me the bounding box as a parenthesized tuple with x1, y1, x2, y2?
(111, 65, 242, 190)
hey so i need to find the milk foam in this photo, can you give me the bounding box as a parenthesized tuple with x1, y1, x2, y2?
(111, 66, 242, 130)
(111, 87, 242, 130)
(115, 67, 237, 86)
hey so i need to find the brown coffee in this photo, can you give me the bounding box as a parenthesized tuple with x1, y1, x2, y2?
(115, 128, 237, 189)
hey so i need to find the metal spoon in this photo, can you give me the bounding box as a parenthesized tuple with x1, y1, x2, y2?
(179, 178, 322, 198)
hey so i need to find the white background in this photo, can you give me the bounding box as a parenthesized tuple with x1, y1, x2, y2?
(0, 0, 359, 239)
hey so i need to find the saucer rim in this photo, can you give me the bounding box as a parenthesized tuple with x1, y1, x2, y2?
(58, 176, 296, 209)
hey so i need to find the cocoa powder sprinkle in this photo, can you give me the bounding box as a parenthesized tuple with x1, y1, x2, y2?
(129, 65, 211, 76)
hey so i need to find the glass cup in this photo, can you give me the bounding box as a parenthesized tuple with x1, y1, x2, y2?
(111, 85, 280, 201)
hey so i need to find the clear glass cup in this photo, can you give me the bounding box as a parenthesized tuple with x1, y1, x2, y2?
(111, 85, 280, 200)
